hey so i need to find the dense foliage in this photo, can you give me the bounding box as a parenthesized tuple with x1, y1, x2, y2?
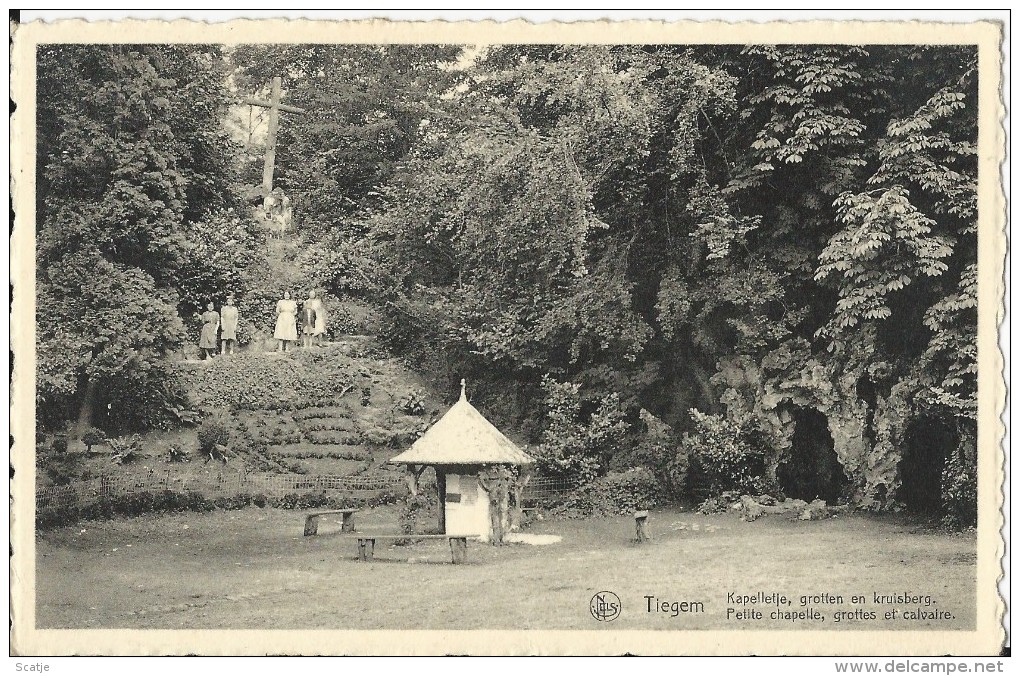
(36, 488, 404, 531)
(553, 468, 666, 518)
(681, 410, 775, 496)
(311, 44, 979, 523)
(35, 45, 253, 434)
(36, 43, 982, 525)
(230, 45, 462, 241)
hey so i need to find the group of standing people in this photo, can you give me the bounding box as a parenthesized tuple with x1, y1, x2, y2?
(196, 290, 328, 360)
(198, 295, 239, 360)
(274, 290, 327, 352)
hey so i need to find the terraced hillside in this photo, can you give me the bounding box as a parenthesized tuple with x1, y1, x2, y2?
(36, 335, 443, 499)
(178, 335, 440, 478)
(36, 224, 442, 497)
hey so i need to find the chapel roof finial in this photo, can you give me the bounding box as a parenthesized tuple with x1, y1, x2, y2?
(460, 378, 467, 401)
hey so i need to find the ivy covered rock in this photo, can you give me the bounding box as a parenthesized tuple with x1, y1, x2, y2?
(739, 495, 765, 522)
(799, 500, 830, 521)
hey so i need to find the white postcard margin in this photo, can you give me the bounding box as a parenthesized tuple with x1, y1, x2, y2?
(9, 17, 1007, 656)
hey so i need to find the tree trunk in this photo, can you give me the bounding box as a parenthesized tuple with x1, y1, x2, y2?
(75, 379, 99, 442)
(405, 465, 422, 496)
(510, 468, 532, 532)
(478, 467, 512, 544)
(489, 489, 509, 544)
(687, 353, 717, 413)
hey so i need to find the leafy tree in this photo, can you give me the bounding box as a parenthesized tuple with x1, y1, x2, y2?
(35, 42, 980, 522)
(36, 251, 185, 432)
(35, 44, 246, 433)
(346, 44, 978, 519)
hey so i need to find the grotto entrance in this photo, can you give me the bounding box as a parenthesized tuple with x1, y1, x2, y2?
(778, 408, 849, 504)
(898, 416, 955, 514)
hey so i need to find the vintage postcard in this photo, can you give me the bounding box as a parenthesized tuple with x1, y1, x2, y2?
(9, 16, 1006, 656)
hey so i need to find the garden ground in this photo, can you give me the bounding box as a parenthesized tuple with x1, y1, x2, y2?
(36, 507, 975, 630)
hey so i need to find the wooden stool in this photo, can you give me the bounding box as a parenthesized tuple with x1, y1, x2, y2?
(634, 510, 650, 542)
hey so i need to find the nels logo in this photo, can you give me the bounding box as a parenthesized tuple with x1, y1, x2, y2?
(590, 591, 622, 622)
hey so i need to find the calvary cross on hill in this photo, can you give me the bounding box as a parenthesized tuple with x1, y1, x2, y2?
(243, 76, 306, 196)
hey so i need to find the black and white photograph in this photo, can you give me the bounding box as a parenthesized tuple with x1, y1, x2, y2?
(9, 15, 1006, 657)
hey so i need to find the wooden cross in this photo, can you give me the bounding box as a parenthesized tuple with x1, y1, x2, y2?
(242, 76, 306, 196)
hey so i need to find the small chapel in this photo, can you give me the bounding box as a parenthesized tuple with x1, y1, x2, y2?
(389, 381, 534, 542)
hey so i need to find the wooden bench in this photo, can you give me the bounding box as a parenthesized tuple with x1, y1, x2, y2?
(351, 534, 472, 564)
(303, 509, 359, 536)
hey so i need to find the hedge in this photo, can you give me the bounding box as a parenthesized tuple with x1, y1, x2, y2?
(36, 487, 405, 530)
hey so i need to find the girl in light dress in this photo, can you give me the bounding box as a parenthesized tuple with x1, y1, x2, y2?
(274, 291, 298, 352)
(198, 302, 220, 360)
(220, 294, 239, 355)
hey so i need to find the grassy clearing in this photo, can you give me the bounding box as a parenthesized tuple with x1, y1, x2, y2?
(36, 507, 975, 631)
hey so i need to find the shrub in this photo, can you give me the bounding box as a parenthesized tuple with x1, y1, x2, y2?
(108, 434, 144, 465)
(618, 408, 688, 499)
(95, 364, 191, 434)
(81, 427, 106, 453)
(941, 436, 977, 529)
(270, 492, 330, 510)
(177, 347, 356, 412)
(233, 430, 268, 457)
(398, 491, 439, 536)
(696, 495, 729, 514)
(51, 435, 69, 454)
(325, 305, 358, 338)
(533, 376, 630, 485)
(396, 389, 427, 415)
(214, 494, 254, 510)
(35, 485, 406, 530)
(40, 489, 216, 527)
(197, 418, 231, 456)
(553, 468, 666, 517)
(299, 420, 356, 433)
(39, 447, 85, 486)
(683, 409, 775, 496)
(281, 449, 370, 461)
(36, 502, 81, 530)
(305, 430, 362, 446)
(166, 444, 189, 463)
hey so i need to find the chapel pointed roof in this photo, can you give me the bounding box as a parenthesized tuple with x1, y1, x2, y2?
(389, 380, 534, 466)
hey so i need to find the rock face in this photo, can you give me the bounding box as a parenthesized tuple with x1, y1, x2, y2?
(712, 338, 915, 511)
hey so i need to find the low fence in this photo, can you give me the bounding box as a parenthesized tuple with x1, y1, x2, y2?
(37, 470, 406, 511)
(521, 476, 576, 503)
(37, 471, 578, 513)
